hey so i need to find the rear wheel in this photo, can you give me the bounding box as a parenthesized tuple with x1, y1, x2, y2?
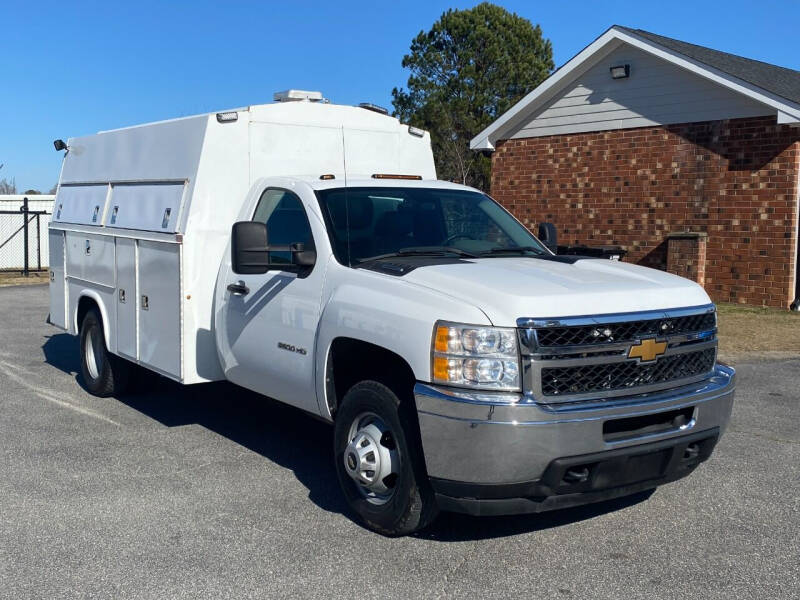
(79, 307, 130, 397)
(334, 380, 438, 535)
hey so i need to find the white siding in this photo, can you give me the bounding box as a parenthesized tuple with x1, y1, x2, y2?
(512, 44, 773, 139)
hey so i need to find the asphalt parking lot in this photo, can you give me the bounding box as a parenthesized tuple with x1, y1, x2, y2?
(0, 284, 798, 599)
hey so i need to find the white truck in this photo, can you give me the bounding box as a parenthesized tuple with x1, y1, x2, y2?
(48, 92, 735, 535)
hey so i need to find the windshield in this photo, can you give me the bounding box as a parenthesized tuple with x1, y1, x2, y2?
(316, 187, 546, 266)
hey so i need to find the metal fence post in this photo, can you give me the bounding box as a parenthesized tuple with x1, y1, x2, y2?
(36, 213, 41, 271)
(21, 196, 29, 277)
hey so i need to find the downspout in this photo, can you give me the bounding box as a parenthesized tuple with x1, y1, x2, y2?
(792, 142, 800, 311)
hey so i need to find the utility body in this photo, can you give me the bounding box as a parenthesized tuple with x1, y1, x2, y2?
(49, 93, 735, 535)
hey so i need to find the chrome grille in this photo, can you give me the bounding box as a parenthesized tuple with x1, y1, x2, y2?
(541, 347, 716, 397)
(534, 312, 716, 348)
(518, 304, 718, 404)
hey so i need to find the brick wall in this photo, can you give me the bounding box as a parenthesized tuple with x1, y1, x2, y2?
(491, 116, 800, 308)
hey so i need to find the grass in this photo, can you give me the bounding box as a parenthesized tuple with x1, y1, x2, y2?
(0, 271, 48, 287)
(716, 302, 800, 362)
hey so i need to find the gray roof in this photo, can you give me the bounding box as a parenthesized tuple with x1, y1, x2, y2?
(615, 26, 800, 106)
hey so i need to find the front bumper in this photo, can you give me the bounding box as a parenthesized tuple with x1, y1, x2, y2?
(414, 364, 735, 515)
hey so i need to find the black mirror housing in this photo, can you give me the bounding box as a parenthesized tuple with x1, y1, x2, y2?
(231, 221, 270, 274)
(290, 243, 317, 268)
(538, 222, 558, 253)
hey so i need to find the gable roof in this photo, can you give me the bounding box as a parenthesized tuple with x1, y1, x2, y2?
(615, 27, 800, 106)
(471, 26, 800, 150)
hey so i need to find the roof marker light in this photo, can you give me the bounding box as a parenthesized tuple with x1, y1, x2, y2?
(371, 174, 423, 180)
(216, 112, 238, 123)
(408, 126, 425, 137)
(359, 103, 389, 115)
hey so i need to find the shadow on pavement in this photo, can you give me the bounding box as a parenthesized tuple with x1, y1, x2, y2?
(42, 332, 655, 540)
(415, 490, 654, 541)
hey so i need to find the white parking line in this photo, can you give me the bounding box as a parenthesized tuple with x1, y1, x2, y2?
(0, 358, 120, 426)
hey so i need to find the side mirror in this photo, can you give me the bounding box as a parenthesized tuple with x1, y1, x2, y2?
(538, 222, 558, 253)
(231, 221, 270, 274)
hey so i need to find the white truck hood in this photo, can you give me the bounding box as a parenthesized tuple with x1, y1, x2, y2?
(402, 257, 712, 326)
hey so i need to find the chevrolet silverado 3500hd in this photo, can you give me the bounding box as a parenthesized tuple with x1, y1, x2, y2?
(48, 92, 734, 535)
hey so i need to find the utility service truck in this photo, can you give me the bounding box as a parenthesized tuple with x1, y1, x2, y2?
(48, 91, 735, 535)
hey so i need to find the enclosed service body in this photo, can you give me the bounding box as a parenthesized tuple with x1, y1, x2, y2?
(49, 101, 434, 384)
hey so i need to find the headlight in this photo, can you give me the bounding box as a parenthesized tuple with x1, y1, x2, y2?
(431, 321, 520, 391)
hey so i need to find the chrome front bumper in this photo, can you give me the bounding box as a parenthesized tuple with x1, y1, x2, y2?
(415, 364, 735, 490)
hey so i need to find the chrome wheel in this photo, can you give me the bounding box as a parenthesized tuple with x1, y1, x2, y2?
(83, 323, 103, 381)
(343, 412, 401, 505)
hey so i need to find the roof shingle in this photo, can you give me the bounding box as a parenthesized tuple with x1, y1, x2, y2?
(615, 26, 800, 106)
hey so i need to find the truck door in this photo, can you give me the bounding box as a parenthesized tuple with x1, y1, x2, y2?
(217, 187, 324, 414)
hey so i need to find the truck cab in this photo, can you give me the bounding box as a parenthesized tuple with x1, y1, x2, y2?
(49, 94, 735, 535)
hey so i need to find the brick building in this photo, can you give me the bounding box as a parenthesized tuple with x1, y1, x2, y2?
(472, 27, 800, 309)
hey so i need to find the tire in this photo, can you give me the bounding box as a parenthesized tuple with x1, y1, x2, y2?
(79, 307, 130, 397)
(334, 380, 438, 536)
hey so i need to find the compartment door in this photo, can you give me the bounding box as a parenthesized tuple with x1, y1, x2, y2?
(48, 230, 66, 328)
(108, 183, 185, 232)
(64, 232, 116, 287)
(53, 184, 109, 226)
(138, 241, 181, 378)
(115, 238, 137, 360)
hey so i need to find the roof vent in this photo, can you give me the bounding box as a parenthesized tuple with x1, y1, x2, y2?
(273, 89, 325, 103)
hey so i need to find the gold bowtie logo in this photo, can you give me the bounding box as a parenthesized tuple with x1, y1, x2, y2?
(628, 338, 667, 362)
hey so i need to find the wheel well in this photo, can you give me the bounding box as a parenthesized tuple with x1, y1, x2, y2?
(326, 338, 416, 417)
(76, 296, 99, 332)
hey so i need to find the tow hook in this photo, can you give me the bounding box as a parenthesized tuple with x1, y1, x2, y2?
(563, 466, 590, 484)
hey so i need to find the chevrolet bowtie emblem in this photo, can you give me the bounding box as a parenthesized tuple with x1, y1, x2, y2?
(628, 338, 667, 362)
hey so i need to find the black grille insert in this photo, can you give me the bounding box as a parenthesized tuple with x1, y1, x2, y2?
(535, 312, 716, 348)
(541, 347, 716, 397)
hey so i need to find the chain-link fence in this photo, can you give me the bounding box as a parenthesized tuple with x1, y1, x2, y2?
(0, 196, 54, 274)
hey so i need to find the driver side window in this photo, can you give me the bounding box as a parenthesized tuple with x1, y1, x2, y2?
(253, 188, 315, 265)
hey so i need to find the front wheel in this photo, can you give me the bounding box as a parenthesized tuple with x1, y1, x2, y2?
(79, 307, 130, 397)
(334, 381, 438, 535)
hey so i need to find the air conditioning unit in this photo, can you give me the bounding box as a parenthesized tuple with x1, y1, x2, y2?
(273, 90, 325, 103)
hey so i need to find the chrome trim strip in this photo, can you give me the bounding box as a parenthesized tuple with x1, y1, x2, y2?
(533, 338, 716, 367)
(516, 303, 716, 329)
(604, 416, 696, 446)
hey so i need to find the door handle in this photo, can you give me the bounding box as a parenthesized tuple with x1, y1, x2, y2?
(227, 282, 250, 296)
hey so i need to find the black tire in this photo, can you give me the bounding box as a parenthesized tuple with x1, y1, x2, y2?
(79, 307, 130, 397)
(334, 380, 438, 536)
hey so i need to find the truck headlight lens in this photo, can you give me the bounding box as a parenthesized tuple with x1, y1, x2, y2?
(431, 322, 520, 391)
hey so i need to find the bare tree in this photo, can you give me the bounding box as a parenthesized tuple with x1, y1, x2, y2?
(0, 177, 17, 194)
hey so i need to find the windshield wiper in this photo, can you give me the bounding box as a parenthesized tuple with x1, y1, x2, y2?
(358, 246, 479, 264)
(478, 246, 546, 257)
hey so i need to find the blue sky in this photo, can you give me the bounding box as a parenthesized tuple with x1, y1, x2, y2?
(2, 0, 799, 192)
